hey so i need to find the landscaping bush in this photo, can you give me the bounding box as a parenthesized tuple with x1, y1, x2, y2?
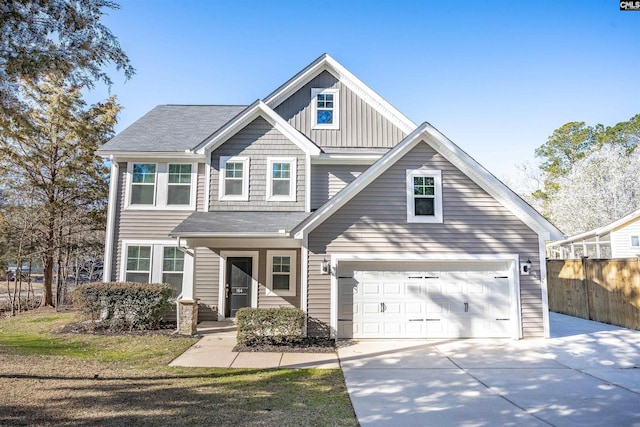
(72, 282, 173, 331)
(236, 307, 305, 345)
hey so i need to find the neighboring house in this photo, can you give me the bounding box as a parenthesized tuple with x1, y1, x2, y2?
(97, 54, 563, 340)
(547, 208, 640, 259)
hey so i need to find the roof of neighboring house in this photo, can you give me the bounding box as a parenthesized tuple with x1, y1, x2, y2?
(97, 105, 247, 154)
(547, 208, 640, 247)
(170, 211, 311, 237)
(292, 122, 565, 240)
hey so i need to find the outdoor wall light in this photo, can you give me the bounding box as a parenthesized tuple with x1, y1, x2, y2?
(520, 259, 532, 275)
(320, 257, 330, 275)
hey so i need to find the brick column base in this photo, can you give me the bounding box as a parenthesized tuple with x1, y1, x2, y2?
(178, 299, 198, 335)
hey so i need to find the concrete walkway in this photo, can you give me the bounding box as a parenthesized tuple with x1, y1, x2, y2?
(169, 321, 340, 369)
(338, 313, 640, 426)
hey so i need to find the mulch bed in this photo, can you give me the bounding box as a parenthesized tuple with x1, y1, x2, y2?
(55, 320, 178, 336)
(233, 337, 336, 353)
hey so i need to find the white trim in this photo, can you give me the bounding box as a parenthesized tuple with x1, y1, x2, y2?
(218, 156, 249, 201)
(305, 153, 311, 212)
(301, 233, 309, 335)
(313, 153, 382, 165)
(218, 251, 259, 320)
(329, 253, 522, 340)
(311, 88, 339, 130)
(97, 151, 205, 160)
(631, 235, 640, 247)
(103, 160, 119, 282)
(293, 122, 564, 240)
(203, 156, 211, 212)
(266, 250, 297, 297)
(126, 162, 157, 208)
(194, 100, 321, 156)
(166, 163, 197, 208)
(263, 53, 416, 135)
(406, 169, 443, 223)
(266, 157, 297, 202)
(548, 208, 640, 248)
(124, 161, 198, 211)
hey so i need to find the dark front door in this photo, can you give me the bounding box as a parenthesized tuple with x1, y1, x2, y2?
(225, 257, 252, 318)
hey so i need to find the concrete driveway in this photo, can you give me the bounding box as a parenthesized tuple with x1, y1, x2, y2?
(337, 313, 640, 426)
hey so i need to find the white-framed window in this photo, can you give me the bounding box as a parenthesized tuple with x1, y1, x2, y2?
(122, 241, 192, 296)
(126, 162, 196, 210)
(125, 245, 152, 283)
(266, 250, 297, 296)
(219, 156, 249, 201)
(266, 157, 296, 201)
(406, 169, 443, 223)
(167, 164, 192, 206)
(631, 235, 639, 247)
(311, 88, 339, 129)
(130, 163, 157, 205)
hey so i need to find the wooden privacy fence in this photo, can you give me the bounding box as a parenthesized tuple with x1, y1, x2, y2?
(546, 258, 640, 330)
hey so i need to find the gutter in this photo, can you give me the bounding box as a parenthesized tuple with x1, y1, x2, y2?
(102, 158, 119, 282)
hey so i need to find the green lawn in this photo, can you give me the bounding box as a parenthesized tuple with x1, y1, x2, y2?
(0, 309, 357, 426)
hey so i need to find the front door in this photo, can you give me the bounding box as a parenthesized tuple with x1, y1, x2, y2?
(225, 257, 252, 318)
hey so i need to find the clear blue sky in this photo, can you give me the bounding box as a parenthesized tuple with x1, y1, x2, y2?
(90, 0, 640, 180)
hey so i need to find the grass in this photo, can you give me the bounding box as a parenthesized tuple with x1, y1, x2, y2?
(0, 309, 357, 426)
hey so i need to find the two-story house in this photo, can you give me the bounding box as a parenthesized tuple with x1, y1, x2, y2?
(97, 54, 563, 339)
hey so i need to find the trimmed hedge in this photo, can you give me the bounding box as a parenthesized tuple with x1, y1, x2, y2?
(72, 282, 173, 331)
(236, 307, 305, 345)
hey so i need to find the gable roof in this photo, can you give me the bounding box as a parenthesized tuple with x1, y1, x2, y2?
(263, 53, 417, 136)
(97, 105, 247, 155)
(292, 122, 565, 240)
(547, 208, 640, 248)
(193, 100, 321, 156)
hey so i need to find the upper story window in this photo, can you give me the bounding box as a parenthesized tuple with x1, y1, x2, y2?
(631, 235, 639, 247)
(266, 250, 297, 296)
(127, 162, 196, 210)
(167, 164, 192, 205)
(311, 88, 339, 130)
(219, 156, 249, 201)
(406, 169, 443, 223)
(131, 163, 156, 205)
(266, 157, 296, 202)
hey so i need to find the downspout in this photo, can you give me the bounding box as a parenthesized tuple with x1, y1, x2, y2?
(102, 158, 119, 283)
(175, 237, 196, 333)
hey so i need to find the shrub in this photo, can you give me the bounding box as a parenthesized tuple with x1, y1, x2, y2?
(236, 307, 305, 345)
(72, 282, 173, 331)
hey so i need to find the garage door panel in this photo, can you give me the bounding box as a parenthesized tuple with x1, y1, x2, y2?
(340, 262, 514, 339)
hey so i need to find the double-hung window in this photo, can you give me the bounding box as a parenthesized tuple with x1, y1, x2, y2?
(266, 250, 296, 296)
(632, 235, 639, 247)
(219, 156, 249, 201)
(130, 164, 156, 205)
(266, 157, 296, 201)
(311, 88, 339, 129)
(167, 164, 192, 205)
(162, 247, 184, 296)
(406, 169, 443, 223)
(125, 245, 152, 282)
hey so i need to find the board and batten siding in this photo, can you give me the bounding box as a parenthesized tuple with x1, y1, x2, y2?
(110, 162, 205, 282)
(307, 142, 545, 338)
(610, 220, 640, 258)
(311, 164, 367, 210)
(274, 71, 406, 149)
(209, 117, 306, 211)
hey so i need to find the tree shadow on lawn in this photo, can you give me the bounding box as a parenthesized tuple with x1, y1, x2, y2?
(0, 368, 356, 427)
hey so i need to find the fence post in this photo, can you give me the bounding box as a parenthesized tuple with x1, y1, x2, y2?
(581, 257, 590, 320)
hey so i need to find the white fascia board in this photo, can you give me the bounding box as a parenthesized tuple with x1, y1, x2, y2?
(195, 100, 320, 156)
(169, 232, 287, 238)
(313, 153, 382, 165)
(263, 53, 416, 136)
(421, 123, 565, 240)
(547, 211, 640, 248)
(97, 151, 204, 160)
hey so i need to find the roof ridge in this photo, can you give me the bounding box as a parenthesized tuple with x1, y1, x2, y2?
(162, 104, 248, 107)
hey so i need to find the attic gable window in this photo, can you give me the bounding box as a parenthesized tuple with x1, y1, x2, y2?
(311, 88, 339, 130)
(219, 156, 249, 201)
(406, 169, 443, 223)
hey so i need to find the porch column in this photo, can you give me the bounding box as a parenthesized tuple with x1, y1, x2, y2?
(177, 246, 197, 335)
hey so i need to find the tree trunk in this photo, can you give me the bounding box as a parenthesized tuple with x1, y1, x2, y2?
(42, 203, 56, 307)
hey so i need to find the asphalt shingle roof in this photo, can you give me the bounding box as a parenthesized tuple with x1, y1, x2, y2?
(98, 105, 247, 152)
(170, 211, 311, 236)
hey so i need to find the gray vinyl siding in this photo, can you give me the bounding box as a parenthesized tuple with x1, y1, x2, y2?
(256, 248, 301, 309)
(209, 117, 306, 211)
(110, 161, 203, 282)
(195, 247, 219, 321)
(311, 164, 367, 210)
(274, 71, 406, 149)
(307, 142, 545, 338)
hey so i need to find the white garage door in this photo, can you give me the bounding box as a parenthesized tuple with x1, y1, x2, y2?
(337, 261, 513, 339)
